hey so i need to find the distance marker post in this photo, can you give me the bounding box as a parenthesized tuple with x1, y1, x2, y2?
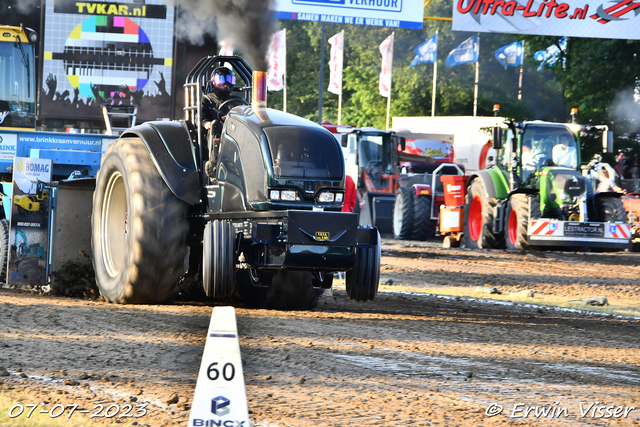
(188, 306, 249, 426)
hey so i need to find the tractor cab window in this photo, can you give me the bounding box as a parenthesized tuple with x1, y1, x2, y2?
(521, 125, 578, 170)
(357, 134, 390, 172)
(0, 39, 36, 128)
(264, 126, 343, 180)
(497, 129, 513, 171)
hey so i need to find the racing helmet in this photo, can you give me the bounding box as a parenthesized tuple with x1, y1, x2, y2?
(210, 67, 236, 97)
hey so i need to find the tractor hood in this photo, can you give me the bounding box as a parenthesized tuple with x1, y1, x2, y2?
(539, 167, 587, 212)
(218, 106, 345, 210)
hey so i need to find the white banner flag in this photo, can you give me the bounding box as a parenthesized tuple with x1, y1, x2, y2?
(328, 30, 344, 95)
(267, 29, 286, 91)
(218, 38, 234, 56)
(379, 33, 394, 98)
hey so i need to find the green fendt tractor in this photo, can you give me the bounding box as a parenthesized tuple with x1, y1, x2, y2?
(464, 118, 630, 250)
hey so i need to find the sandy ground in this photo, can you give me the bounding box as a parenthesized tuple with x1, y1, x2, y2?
(1, 240, 639, 427)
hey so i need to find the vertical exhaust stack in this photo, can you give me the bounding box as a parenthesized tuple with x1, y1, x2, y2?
(252, 71, 267, 111)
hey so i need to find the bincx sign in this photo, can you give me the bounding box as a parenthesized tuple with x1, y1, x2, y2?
(453, 0, 640, 39)
(271, 0, 425, 28)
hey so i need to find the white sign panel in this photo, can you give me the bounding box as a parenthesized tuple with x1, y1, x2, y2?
(271, 0, 424, 29)
(453, 0, 640, 39)
(0, 133, 17, 160)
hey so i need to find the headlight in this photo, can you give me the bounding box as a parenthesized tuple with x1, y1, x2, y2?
(270, 190, 280, 200)
(281, 190, 297, 201)
(318, 192, 335, 203)
(336, 193, 344, 203)
(558, 190, 573, 203)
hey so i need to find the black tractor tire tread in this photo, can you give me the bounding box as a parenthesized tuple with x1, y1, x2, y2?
(599, 197, 627, 222)
(203, 220, 235, 298)
(92, 137, 189, 304)
(505, 194, 529, 250)
(463, 179, 497, 249)
(393, 187, 414, 240)
(346, 231, 381, 302)
(412, 195, 434, 241)
(0, 219, 9, 282)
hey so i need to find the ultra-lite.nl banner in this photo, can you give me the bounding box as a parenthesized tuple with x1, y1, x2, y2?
(453, 0, 640, 40)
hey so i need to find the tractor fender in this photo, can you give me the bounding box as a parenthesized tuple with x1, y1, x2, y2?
(121, 121, 201, 205)
(467, 169, 509, 200)
(413, 184, 432, 197)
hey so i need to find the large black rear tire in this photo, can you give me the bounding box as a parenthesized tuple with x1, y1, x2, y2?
(505, 194, 529, 250)
(463, 179, 497, 249)
(597, 197, 627, 222)
(393, 187, 414, 240)
(346, 231, 381, 302)
(203, 220, 235, 298)
(92, 137, 189, 304)
(412, 195, 434, 241)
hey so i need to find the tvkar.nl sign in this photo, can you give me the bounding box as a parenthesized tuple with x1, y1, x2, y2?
(271, 0, 425, 29)
(453, 0, 640, 40)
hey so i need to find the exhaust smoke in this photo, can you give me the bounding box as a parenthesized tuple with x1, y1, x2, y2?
(172, 0, 275, 71)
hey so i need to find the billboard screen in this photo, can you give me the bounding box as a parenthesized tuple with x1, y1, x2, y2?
(41, 0, 175, 122)
(453, 0, 640, 39)
(271, 0, 424, 29)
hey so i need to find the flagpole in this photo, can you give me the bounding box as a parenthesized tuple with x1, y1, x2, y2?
(431, 65, 437, 117)
(518, 41, 524, 101)
(318, 22, 326, 124)
(385, 31, 394, 130)
(473, 60, 479, 116)
(283, 29, 287, 112)
(337, 30, 344, 125)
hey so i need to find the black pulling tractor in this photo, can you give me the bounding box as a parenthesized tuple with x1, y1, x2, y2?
(91, 56, 381, 309)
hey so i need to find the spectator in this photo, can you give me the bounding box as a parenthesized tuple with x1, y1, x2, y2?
(552, 134, 578, 168)
(342, 175, 357, 213)
(596, 168, 626, 194)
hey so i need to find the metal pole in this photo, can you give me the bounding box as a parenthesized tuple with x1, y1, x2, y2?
(518, 41, 524, 101)
(318, 22, 326, 124)
(284, 29, 287, 113)
(473, 60, 479, 117)
(431, 59, 437, 117)
(385, 32, 394, 130)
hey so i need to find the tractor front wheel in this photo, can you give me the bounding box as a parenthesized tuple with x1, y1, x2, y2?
(346, 230, 381, 302)
(505, 194, 530, 250)
(393, 187, 414, 240)
(463, 179, 497, 249)
(412, 195, 434, 241)
(203, 220, 235, 298)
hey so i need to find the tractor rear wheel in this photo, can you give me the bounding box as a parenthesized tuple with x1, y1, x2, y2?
(597, 197, 627, 223)
(92, 137, 189, 304)
(463, 179, 497, 249)
(346, 230, 381, 301)
(393, 187, 414, 240)
(203, 220, 235, 298)
(505, 194, 529, 250)
(0, 219, 9, 282)
(412, 195, 434, 241)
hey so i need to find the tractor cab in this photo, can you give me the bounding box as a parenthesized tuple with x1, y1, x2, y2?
(0, 25, 37, 130)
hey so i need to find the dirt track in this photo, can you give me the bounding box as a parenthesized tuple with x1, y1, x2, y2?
(1, 240, 639, 427)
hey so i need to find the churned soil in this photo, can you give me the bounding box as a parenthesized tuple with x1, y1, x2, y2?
(0, 240, 639, 426)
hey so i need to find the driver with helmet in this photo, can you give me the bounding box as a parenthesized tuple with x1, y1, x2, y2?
(201, 66, 242, 136)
